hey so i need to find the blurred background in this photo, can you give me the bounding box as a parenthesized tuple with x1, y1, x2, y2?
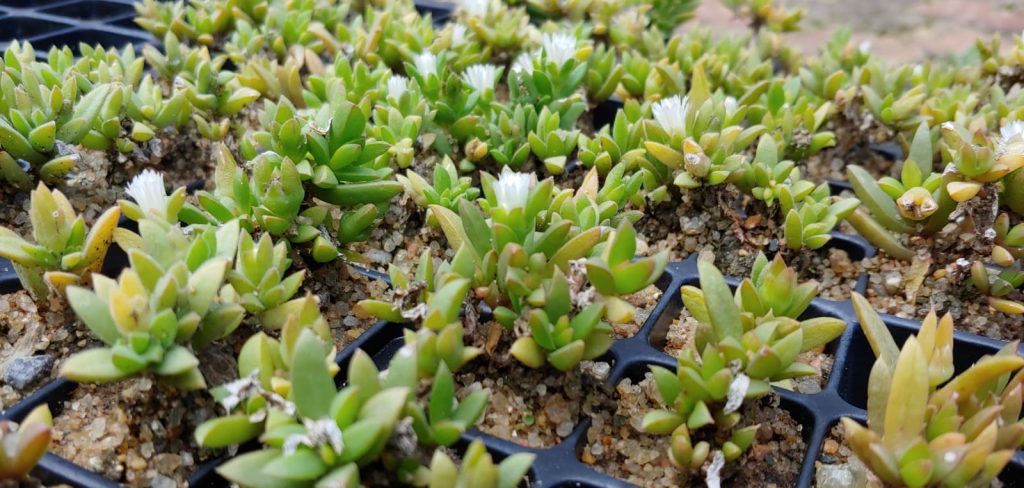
(690, 0, 1023, 62)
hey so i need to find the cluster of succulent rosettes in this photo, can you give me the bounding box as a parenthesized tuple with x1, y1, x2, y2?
(968, 212, 1024, 315)
(134, 0, 352, 59)
(643, 256, 845, 474)
(142, 33, 261, 139)
(845, 123, 948, 260)
(0, 183, 119, 299)
(0, 37, 263, 189)
(721, 0, 804, 33)
(0, 405, 52, 481)
(0, 42, 124, 187)
(398, 156, 481, 221)
(358, 248, 483, 375)
(417, 438, 534, 488)
(738, 134, 859, 251)
(845, 293, 1024, 487)
(206, 330, 523, 488)
(59, 235, 242, 389)
(681, 256, 847, 363)
(194, 307, 337, 449)
(239, 95, 404, 249)
(428, 168, 665, 367)
(58, 170, 319, 389)
(642, 91, 763, 199)
(577, 103, 648, 175)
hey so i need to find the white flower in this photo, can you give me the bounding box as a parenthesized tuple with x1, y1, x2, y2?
(125, 169, 168, 218)
(387, 75, 408, 100)
(723, 96, 738, 115)
(998, 120, 1024, 157)
(651, 95, 689, 136)
(459, 0, 490, 17)
(283, 417, 344, 456)
(462, 64, 499, 93)
(858, 40, 872, 54)
(451, 24, 468, 46)
(542, 32, 577, 67)
(492, 166, 534, 212)
(511, 51, 536, 75)
(413, 52, 437, 77)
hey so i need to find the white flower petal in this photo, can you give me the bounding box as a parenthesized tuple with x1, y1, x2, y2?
(542, 32, 577, 67)
(451, 24, 468, 46)
(492, 166, 534, 212)
(459, 0, 490, 17)
(511, 51, 536, 75)
(463, 64, 499, 93)
(651, 95, 689, 136)
(999, 120, 1024, 157)
(387, 75, 409, 100)
(724, 96, 738, 115)
(413, 52, 437, 77)
(125, 169, 168, 219)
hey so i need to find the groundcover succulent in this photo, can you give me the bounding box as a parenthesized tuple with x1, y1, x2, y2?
(0, 183, 119, 299)
(0, 405, 51, 481)
(847, 294, 1024, 487)
(643, 256, 845, 475)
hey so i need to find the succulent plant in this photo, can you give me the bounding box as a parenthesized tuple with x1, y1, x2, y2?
(507, 32, 591, 113)
(722, 0, 804, 33)
(478, 103, 536, 170)
(212, 333, 406, 487)
(460, 0, 532, 53)
(60, 183, 247, 389)
(223, 231, 306, 318)
(0, 183, 119, 299)
(406, 362, 489, 447)
(845, 123, 951, 260)
(643, 256, 844, 472)
(181, 145, 303, 239)
(584, 44, 624, 103)
(0, 42, 125, 186)
(212, 329, 497, 487)
(526, 105, 581, 174)
(681, 256, 846, 351)
(507, 268, 615, 371)
(845, 293, 1024, 487)
(194, 302, 336, 449)
(968, 212, 1024, 315)
(239, 96, 404, 255)
(737, 134, 858, 250)
(577, 102, 648, 175)
(399, 156, 481, 221)
(424, 169, 666, 368)
(941, 120, 1024, 203)
(0, 404, 51, 481)
(142, 33, 261, 138)
(414, 439, 533, 488)
(357, 248, 483, 375)
(641, 89, 764, 200)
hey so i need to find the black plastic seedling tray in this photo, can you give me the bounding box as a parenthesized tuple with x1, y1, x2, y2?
(0, 0, 154, 59)
(2, 1, 1024, 487)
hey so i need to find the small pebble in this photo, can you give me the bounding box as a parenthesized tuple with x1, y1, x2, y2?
(3, 355, 54, 390)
